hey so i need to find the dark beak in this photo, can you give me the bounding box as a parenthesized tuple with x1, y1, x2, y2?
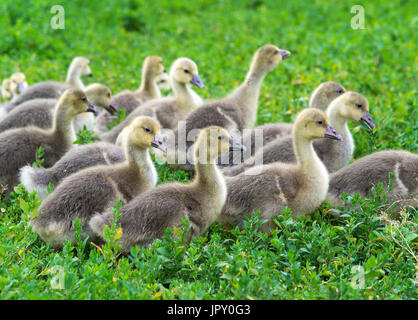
(279, 49, 291, 60)
(151, 134, 167, 153)
(17, 82, 25, 93)
(359, 111, 375, 130)
(104, 103, 117, 115)
(86, 101, 101, 116)
(229, 137, 245, 151)
(190, 74, 205, 89)
(324, 124, 343, 141)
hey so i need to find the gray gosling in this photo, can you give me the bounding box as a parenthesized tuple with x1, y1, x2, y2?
(218, 81, 346, 167)
(99, 57, 204, 143)
(327, 150, 417, 211)
(0, 89, 98, 192)
(0, 73, 28, 102)
(169, 44, 290, 171)
(10, 72, 28, 95)
(29, 116, 166, 249)
(7, 72, 28, 100)
(156, 72, 171, 91)
(219, 108, 342, 232)
(90, 126, 243, 254)
(0, 84, 116, 134)
(224, 91, 374, 176)
(94, 56, 165, 133)
(1, 79, 14, 101)
(0, 57, 92, 117)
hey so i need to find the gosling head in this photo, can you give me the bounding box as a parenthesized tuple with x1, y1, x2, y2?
(1, 79, 14, 100)
(10, 72, 28, 94)
(195, 126, 244, 164)
(143, 55, 166, 78)
(170, 57, 205, 89)
(71, 56, 93, 77)
(156, 72, 171, 91)
(250, 44, 291, 75)
(84, 83, 116, 115)
(294, 108, 342, 141)
(126, 116, 166, 152)
(309, 81, 346, 110)
(57, 88, 99, 118)
(331, 91, 375, 130)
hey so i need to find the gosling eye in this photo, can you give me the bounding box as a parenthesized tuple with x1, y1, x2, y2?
(356, 103, 362, 109)
(337, 89, 344, 94)
(218, 135, 224, 141)
(184, 69, 190, 74)
(81, 97, 87, 102)
(273, 50, 279, 55)
(316, 120, 323, 126)
(144, 127, 151, 133)
(107, 93, 111, 98)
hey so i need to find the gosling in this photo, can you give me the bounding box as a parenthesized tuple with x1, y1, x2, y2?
(0, 57, 92, 115)
(0, 84, 116, 134)
(327, 150, 417, 211)
(219, 108, 342, 233)
(29, 117, 166, 248)
(94, 56, 165, 133)
(99, 57, 204, 143)
(0, 89, 98, 192)
(223, 91, 374, 176)
(90, 126, 243, 254)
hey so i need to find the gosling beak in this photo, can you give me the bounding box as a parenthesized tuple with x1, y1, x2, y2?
(86, 101, 101, 116)
(324, 124, 343, 141)
(229, 137, 246, 151)
(151, 134, 167, 153)
(190, 74, 205, 89)
(279, 49, 291, 60)
(359, 111, 375, 130)
(17, 82, 25, 93)
(104, 103, 117, 115)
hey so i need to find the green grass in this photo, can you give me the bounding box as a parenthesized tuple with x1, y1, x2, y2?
(0, 0, 417, 299)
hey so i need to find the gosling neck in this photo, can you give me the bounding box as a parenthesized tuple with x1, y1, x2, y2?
(137, 69, 161, 99)
(124, 140, 153, 174)
(293, 133, 324, 177)
(66, 64, 85, 90)
(51, 107, 76, 148)
(327, 103, 350, 141)
(228, 62, 266, 128)
(309, 88, 328, 111)
(194, 148, 224, 190)
(171, 79, 198, 112)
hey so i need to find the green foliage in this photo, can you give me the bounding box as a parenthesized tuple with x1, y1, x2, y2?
(31, 146, 45, 168)
(107, 108, 126, 130)
(0, 0, 416, 300)
(73, 125, 95, 145)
